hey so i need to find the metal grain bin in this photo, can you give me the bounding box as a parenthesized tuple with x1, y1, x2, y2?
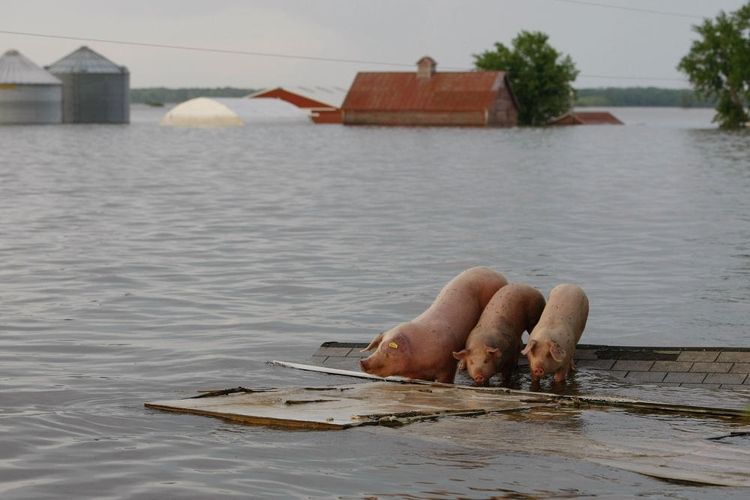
(0, 49, 62, 124)
(46, 46, 129, 124)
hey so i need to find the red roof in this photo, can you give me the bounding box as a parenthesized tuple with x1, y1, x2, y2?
(550, 111, 623, 125)
(342, 71, 510, 112)
(249, 87, 346, 109)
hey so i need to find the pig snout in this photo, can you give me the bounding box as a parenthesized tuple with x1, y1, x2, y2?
(532, 366, 545, 378)
(473, 374, 487, 386)
(359, 354, 386, 376)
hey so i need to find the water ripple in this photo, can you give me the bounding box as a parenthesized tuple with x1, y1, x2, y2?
(1, 107, 749, 498)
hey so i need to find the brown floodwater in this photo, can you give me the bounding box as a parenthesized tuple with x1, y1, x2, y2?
(1, 106, 749, 498)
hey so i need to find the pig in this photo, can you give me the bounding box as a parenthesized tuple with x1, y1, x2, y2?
(452, 283, 546, 386)
(359, 266, 508, 383)
(521, 284, 589, 384)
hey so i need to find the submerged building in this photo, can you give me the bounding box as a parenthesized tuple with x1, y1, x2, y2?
(46, 46, 129, 124)
(0, 49, 62, 124)
(248, 86, 348, 123)
(341, 56, 518, 127)
(549, 111, 624, 126)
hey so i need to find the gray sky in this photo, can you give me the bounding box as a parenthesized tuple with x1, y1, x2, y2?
(1, 0, 746, 89)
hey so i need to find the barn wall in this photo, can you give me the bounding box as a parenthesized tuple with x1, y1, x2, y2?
(343, 110, 487, 126)
(487, 89, 518, 127)
(311, 109, 343, 124)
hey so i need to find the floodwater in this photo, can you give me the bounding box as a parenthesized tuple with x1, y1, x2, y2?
(1, 106, 749, 498)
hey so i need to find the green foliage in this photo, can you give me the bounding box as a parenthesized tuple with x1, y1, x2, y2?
(678, 3, 750, 128)
(131, 87, 257, 105)
(575, 87, 715, 108)
(474, 31, 579, 126)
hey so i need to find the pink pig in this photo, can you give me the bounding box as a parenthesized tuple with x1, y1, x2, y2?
(452, 283, 546, 386)
(521, 284, 589, 383)
(360, 267, 508, 383)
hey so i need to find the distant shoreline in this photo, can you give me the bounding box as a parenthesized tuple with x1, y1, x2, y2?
(131, 86, 715, 108)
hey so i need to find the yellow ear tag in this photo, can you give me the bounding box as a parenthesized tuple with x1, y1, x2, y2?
(388, 341, 399, 349)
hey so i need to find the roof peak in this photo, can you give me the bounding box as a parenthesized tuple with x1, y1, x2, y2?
(0, 48, 61, 84)
(47, 46, 126, 74)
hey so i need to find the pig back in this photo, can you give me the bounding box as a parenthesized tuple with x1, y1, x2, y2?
(540, 284, 589, 343)
(477, 283, 544, 334)
(416, 267, 507, 329)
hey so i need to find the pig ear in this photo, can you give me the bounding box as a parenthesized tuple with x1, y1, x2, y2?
(485, 346, 500, 358)
(549, 340, 566, 362)
(452, 349, 468, 361)
(520, 339, 537, 355)
(361, 332, 384, 352)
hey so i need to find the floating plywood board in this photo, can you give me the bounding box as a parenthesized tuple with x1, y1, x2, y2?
(145, 382, 557, 430)
(269, 360, 750, 419)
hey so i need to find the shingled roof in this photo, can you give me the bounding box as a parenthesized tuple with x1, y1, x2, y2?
(342, 70, 512, 112)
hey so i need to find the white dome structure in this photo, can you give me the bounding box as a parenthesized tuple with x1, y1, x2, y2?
(160, 97, 242, 127)
(160, 97, 310, 127)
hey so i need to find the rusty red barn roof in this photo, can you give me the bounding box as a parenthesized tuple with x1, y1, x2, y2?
(248, 86, 347, 109)
(550, 111, 623, 125)
(342, 71, 512, 112)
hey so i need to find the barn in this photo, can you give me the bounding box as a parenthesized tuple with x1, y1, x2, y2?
(341, 56, 518, 127)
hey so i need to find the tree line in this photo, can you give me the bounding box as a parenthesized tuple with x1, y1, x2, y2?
(131, 87, 256, 106)
(575, 88, 714, 108)
(474, 2, 749, 128)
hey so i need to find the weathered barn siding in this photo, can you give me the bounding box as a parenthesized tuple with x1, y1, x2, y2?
(488, 77, 518, 125)
(344, 110, 487, 126)
(342, 57, 518, 127)
(310, 109, 343, 124)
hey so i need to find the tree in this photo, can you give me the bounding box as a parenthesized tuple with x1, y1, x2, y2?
(474, 31, 579, 126)
(678, 4, 750, 129)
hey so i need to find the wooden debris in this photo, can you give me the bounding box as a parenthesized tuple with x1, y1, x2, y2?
(145, 382, 556, 430)
(270, 360, 750, 420)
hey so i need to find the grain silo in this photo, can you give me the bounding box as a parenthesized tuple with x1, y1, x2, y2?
(0, 49, 62, 124)
(46, 46, 129, 123)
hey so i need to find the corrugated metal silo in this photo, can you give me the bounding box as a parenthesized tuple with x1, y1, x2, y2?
(0, 49, 62, 124)
(46, 46, 129, 124)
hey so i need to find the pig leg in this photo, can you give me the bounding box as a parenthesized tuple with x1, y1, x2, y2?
(553, 364, 570, 383)
(500, 350, 518, 382)
(435, 367, 457, 384)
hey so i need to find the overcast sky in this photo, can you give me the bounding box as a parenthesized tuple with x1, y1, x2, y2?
(1, 0, 746, 89)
